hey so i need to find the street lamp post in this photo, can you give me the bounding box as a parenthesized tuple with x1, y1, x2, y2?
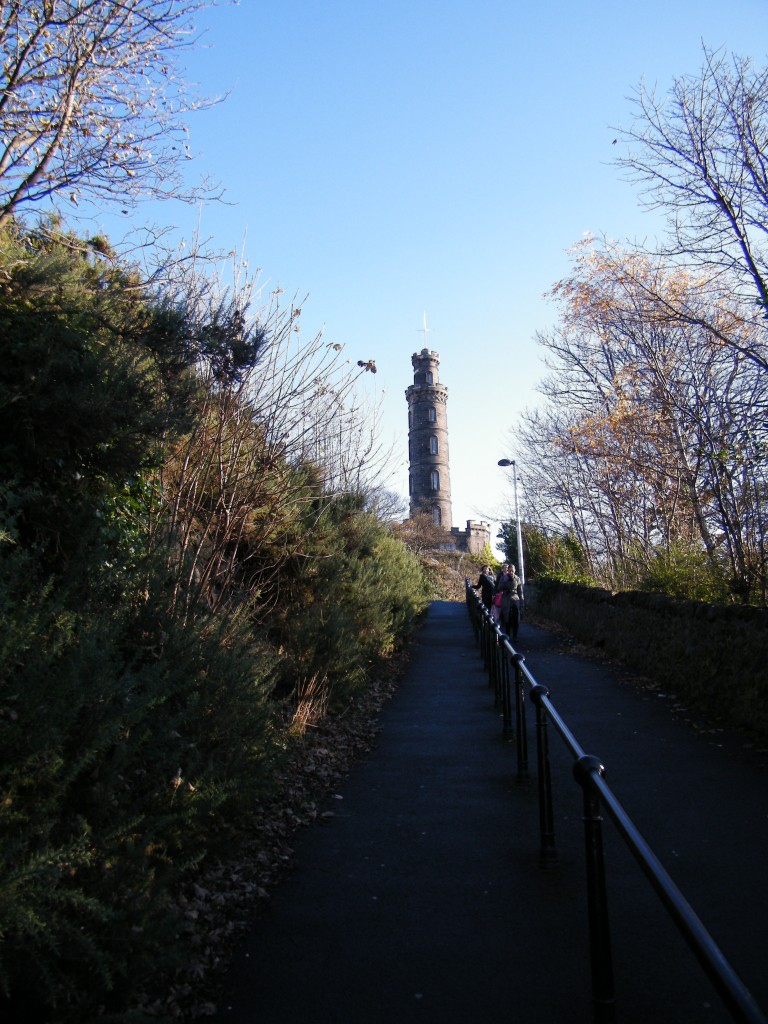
(497, 459, 525, 588)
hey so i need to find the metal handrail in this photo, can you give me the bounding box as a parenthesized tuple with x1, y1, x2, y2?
(465, 579, 768, 1024)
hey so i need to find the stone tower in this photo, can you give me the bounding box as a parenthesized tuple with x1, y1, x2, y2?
(405, 348, 452, 527)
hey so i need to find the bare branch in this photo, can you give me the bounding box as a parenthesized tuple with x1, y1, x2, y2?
(616, 46, 768, 309)
(0, 0, 225, 228)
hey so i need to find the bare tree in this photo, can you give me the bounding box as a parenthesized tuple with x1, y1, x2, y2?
(518, 240, 768, 598)
(247, 305, 392, 498)
(391, 508, 454, 556)
(147, 259, 397, 618)
(0, 0, 222, 228)
(364, 486, 409, 523)
(616, 46, 768, 343)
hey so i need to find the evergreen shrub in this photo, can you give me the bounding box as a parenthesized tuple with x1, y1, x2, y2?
(0, 223, 429, 1020)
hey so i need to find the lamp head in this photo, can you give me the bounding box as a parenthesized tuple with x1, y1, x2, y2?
(497, 458, 513, 467)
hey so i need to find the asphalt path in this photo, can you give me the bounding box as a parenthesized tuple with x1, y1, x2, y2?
(213, 600, 768, 1024)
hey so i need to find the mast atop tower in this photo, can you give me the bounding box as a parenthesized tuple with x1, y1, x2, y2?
(417, 311, 432, 348)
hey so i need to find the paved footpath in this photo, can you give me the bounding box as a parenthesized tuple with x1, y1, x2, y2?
(213, 601, 768, 1024)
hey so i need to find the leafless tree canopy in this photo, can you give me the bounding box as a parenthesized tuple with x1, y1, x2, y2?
(148, 259, 395, 615)
(500, 46, 768, 601)
(0, 0, 220, 228)
(514, 240, 768, 600)
(616, 47, 768, 311)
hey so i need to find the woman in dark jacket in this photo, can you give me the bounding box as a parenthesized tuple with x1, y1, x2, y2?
(472, 565, 495, 610)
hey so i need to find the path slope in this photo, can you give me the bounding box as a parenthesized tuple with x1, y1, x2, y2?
(214, 600, 768, 1024)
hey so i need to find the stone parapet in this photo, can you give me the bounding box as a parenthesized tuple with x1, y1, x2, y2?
(525, 580, 768, 738)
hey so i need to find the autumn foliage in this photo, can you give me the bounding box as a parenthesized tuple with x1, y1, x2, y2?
(513, 239, 768, 602)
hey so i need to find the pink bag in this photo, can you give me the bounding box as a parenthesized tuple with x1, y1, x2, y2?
(493, 592, 503, 607)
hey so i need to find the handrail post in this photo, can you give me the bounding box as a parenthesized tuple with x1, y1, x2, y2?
(574, 754, 616, 1024)
(512, 653, 529, 784)
(530, 684, 559, 870)
(490, 626, 499, 694)
(495, 626, 507, 708)
(499, 638, 513, 737)
(489, 627, 496, 694)
(482, 614, 492, 672)
(466, 581, 480, 644)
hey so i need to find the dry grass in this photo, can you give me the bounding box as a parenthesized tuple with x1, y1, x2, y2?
(289, 672, 331, 736)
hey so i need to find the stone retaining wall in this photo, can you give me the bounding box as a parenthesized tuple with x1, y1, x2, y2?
(525, 580, 768, 739)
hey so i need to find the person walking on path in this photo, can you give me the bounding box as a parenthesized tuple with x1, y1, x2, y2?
(472, 564, 496, 610)
(491, 564, 512, 626)
(499, 564, 523, 640)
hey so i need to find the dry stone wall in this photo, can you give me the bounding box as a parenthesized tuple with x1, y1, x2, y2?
(525, 580, 768, 739)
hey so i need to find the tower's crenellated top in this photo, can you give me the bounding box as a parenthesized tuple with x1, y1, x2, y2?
(412, 348, 441, 364)
(410, 349, 443, 389)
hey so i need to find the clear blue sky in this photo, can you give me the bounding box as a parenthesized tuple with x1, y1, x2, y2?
(92, 0, 768, 544)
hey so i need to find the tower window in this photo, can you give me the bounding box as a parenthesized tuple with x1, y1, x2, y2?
(433, 506, 442, 525)
(426, 371, 434, 385)
(430, 470, 439, 491)
(428, 407, 436, 423)
(429, 435, 439, 455)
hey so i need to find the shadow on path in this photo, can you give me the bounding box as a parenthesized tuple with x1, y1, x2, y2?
(213, 601, 768, 1024)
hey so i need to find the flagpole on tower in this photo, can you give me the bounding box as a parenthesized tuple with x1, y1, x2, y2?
(417, 312, 432, 346)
